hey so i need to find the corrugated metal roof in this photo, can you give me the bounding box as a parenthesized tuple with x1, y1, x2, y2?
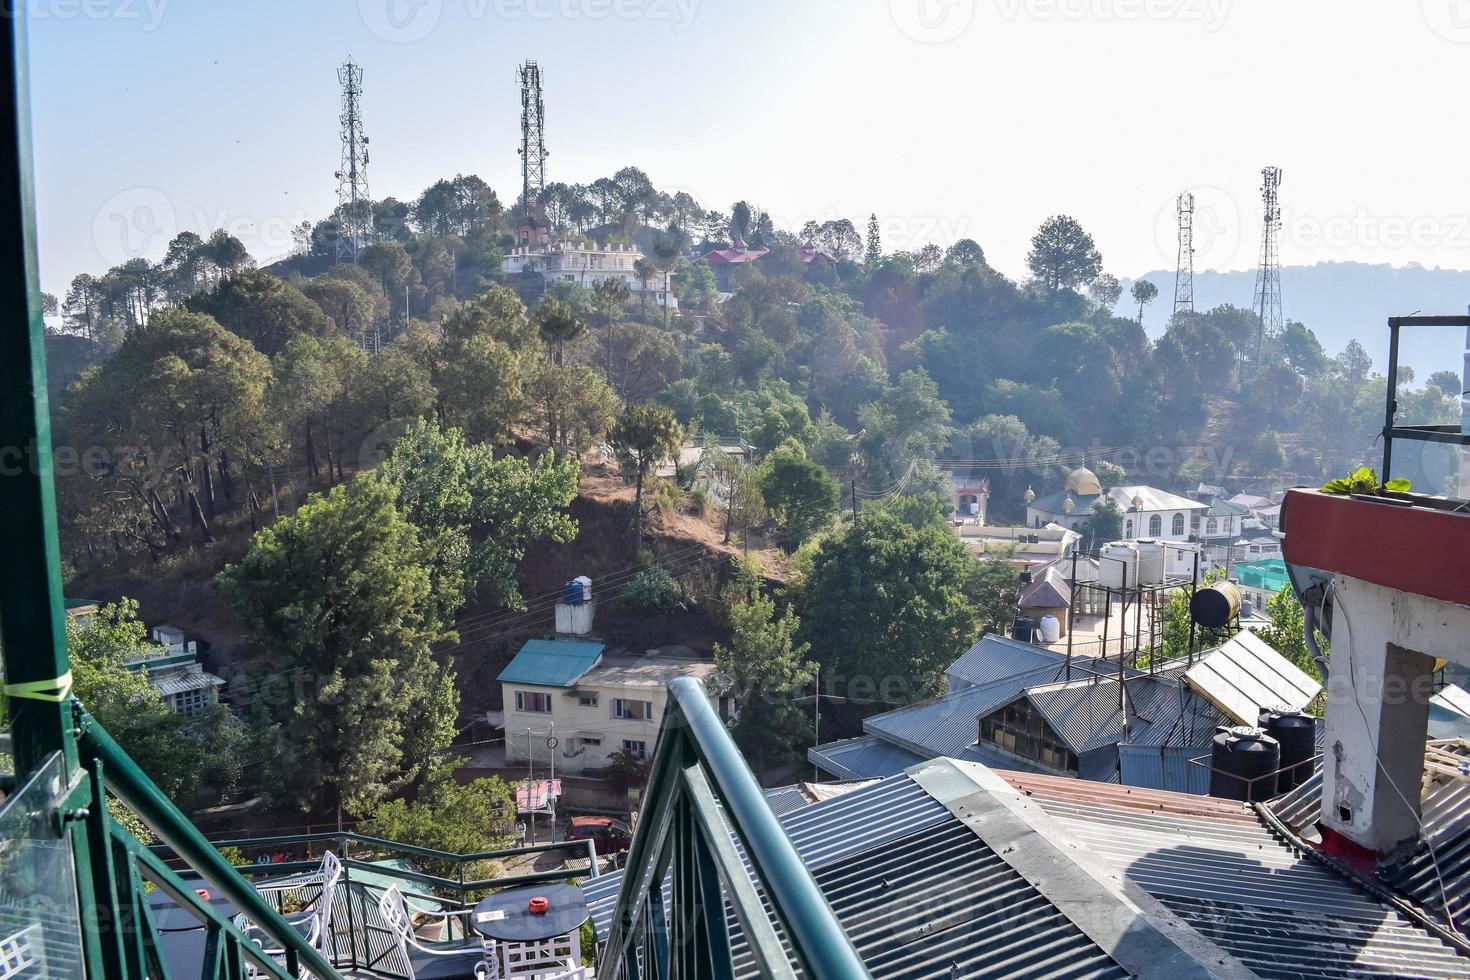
(1118, 744, 1213, 795)
(1006, 770, 1470, 979)
(807, 734, 928, 780)
(496, 638, 604, 687)
(1273, 738, 1470, 935)
(587, 772, 1128, 979)
(1183, 631, 1320, 724)
(945, 634, 1069, 689)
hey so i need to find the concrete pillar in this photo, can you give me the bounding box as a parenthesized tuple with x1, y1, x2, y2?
(1321, 575, 1470, 855)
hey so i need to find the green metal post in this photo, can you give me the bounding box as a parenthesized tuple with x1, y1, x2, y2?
(0, 0, 76, 787)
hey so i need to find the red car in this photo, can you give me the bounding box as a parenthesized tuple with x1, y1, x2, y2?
(567, 815, 632, 853)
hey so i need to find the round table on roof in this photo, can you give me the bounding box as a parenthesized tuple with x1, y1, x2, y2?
(469, 883, 590, 944)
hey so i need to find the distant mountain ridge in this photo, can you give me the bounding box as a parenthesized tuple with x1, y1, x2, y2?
(1117, 261, 1470, 378)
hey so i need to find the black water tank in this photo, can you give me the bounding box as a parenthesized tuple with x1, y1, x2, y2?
(1258, 709, 1315, 792)
(1012, 616, 1037, 642)
(1209, 726, 1281, 802)
(1191, 581, 1242, 629)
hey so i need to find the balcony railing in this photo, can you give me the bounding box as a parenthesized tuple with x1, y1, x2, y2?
(598, 677, 870, 980)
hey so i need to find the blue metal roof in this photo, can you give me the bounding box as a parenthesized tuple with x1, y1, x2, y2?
(807, 734, 927, 780)
(496, 638, 604, 687)
(945, 633, 1069, 689)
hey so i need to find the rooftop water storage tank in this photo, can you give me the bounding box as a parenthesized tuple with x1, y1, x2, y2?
(1098, 542, 1138, 590)
(1134, 538, 1166, 586)
(1039, 614, 1061, 644)
(1012, 616, 1038, 643)
(1258, 709, 1315, 792)
(1209, 726, 1281, 802)
(1190, 580, 1241, 629)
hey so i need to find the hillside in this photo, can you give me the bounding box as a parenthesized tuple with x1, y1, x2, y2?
(1119, 261, 1470, 376)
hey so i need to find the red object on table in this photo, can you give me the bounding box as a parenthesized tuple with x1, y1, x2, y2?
(527, 896, 549, 915)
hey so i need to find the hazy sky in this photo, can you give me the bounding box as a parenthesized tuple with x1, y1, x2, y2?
(27, 0, 1470, 299)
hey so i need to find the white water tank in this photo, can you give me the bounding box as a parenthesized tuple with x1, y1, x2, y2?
(1039, 614, 1062, 644)
(1134, 539, 1166, 586)
(1099, 542, 1139, 589)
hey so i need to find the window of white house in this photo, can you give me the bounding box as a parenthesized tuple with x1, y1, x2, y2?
(1125, 519, 1134, 537)
(515, 691, 553, 713)
(1148, 514, 1162, 536)
(622, 739, 648, 760)
(578, 693, 599, 707)
(1172, 513, 1185, 536)
(1206, 517, 1218, 535)
(612, 698, 653, 721)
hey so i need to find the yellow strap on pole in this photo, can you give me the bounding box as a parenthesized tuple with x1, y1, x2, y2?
(4, 670, 72, 702)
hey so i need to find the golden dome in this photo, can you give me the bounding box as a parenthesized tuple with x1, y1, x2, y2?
(1063, 496, 1075, 514)
(1064, 466, 1102, 496)
(1023, 486, 1036, 503)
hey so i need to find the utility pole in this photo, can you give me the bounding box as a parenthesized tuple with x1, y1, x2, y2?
(850, 478, 858, 518)
(334, 59, 370, 265)
(812, 663, 820, 782)
(1173, 191, 1194, 317)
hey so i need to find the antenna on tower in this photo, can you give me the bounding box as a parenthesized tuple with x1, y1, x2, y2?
(1251, 166, 1283, 370)
(518, 61, 547, 225)
(335, 58, 371, 268)
(1173, 191, 1195, 317)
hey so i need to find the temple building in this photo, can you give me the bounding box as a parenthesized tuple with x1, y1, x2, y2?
(1025, 466, 1207, 542)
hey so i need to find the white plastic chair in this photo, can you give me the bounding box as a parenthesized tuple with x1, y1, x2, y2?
(377, 884, 495, 980)
(237, 849, 341, 976)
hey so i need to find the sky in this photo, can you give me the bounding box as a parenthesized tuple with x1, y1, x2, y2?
(27, 0, 1470, 301)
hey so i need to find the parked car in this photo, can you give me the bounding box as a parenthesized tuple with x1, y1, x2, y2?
(566, 815, 632, 853)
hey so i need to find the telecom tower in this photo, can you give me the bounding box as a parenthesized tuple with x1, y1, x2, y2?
(335, 59, 371, 266)
(1173, 192, 1195, 317)
(1251, 166, 1284, 368)
(518, 61, 547, 224)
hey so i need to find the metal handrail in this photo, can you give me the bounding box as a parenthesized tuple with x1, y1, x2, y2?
(599, 677, 870, 979)
(76, 705, 343, 979)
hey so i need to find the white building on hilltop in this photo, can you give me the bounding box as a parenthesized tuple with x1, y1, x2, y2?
(503, 224, 677, 311)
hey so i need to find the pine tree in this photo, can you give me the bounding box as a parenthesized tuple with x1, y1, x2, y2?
(865, 213, 882, 266)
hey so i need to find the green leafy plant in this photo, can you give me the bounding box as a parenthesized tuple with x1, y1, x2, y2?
(1321, 466, 1410, 495)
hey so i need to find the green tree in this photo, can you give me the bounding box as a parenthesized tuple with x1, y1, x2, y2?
(715, 593, 816, 778)
(302, 277, 377, 337)
(378, 420, 578, 622)
(1130, 279, 1159, 323)
(1026, 215, 1102, 292)
(610, 403, 684, 554)
(217, 476, 457, 822)
(1080, 493, 1125, 551)
(864, 213, 881, 266)
(532, 295, 586, 366)
(186, 270, 336, 356)
(967, 549, 1023, 634)
(756, 442, 840, 549)
(798, 509, 979, 704)
(526, 360, 621, 459)
(1256, 585, 1328, 688)
(1087, 273, 1122, 309)
(357, 761, 518, 890)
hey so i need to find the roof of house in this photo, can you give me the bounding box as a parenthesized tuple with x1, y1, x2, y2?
(586, 759, 1470, 977)
(496, 638, 605, 688)
(806, 734, 929, 780)
(579, 653, 718, 690)
(1019, 673, 1228, 756)
(1019, 565, 1072, 608)
(1204, 497, 1252, 519)
(701, 239, 770, 265)
(946, 633, 1070, 688)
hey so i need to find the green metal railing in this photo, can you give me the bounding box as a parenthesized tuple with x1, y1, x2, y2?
(599, 677, 870, 980)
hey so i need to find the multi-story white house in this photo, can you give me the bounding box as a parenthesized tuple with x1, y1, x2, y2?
(503, 225, 677, 311)
(499, 639, 721, 774)
(124, 626, 225, 718)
